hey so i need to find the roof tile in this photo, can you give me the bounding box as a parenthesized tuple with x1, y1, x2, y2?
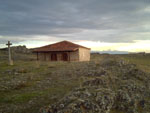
(33, 41, 90, 52)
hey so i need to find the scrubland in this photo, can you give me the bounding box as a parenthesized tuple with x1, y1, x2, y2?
(0, 51, 150, 113)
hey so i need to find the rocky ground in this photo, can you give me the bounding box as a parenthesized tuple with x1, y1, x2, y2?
(0, 51, 150, 113)
(40, 57, 150, 113)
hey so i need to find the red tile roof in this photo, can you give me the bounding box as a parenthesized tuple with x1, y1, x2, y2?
(33, 41, 90, 52)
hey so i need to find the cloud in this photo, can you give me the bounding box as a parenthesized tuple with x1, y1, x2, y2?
(0, 0, 150, 44)
(77, 40, 150, 52)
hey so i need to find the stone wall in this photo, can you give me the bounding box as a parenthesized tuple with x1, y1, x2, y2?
(37, 49, 90, 62)
(38, 52, 79, 61)
(38, 53, 45, 61)
(79, 48, 90, 61)
(70, 50, 79, 61)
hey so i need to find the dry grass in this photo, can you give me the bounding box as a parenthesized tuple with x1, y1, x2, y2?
(119, 54, 150, 73)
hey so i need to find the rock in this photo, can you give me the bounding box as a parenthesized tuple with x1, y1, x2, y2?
(17, 68, 28, 73)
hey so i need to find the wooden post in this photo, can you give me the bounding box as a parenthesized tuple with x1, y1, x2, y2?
(6, 41, 13, 65)
(37, 52, 39, 61)
(44, 52, 46, 61)
(69, 52, 70, 62)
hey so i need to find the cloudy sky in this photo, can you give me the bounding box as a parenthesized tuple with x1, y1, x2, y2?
(0, 0, 150, 52)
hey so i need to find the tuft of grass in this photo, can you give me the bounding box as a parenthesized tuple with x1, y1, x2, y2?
(14, 82, 29, 90)
(13, 93, 40, 103)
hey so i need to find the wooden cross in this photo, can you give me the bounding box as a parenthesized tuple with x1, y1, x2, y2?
(6, 41, 13, 65)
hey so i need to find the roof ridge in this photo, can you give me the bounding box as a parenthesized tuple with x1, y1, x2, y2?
(34, 40, 90, 52)
(61, 40, 90, 49)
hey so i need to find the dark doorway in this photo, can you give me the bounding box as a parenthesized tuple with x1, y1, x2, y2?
(51, 53, 57, 61)
(62, 53, 68, 61)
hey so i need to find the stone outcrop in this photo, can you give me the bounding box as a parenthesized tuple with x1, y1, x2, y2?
(41, 59, 150, 113)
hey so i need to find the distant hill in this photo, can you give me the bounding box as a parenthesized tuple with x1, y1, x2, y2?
(91, 50, 129, 54)
(0, 45, 31, 53)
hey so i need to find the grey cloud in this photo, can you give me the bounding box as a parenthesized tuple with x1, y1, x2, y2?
(0, 0, 150, 43)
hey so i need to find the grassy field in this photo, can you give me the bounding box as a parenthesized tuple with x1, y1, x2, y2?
(0, 61, 80, 113)
(0, 52, 106, 113)
(0, 52, 150, 113)
(119, 54, 150, 73)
